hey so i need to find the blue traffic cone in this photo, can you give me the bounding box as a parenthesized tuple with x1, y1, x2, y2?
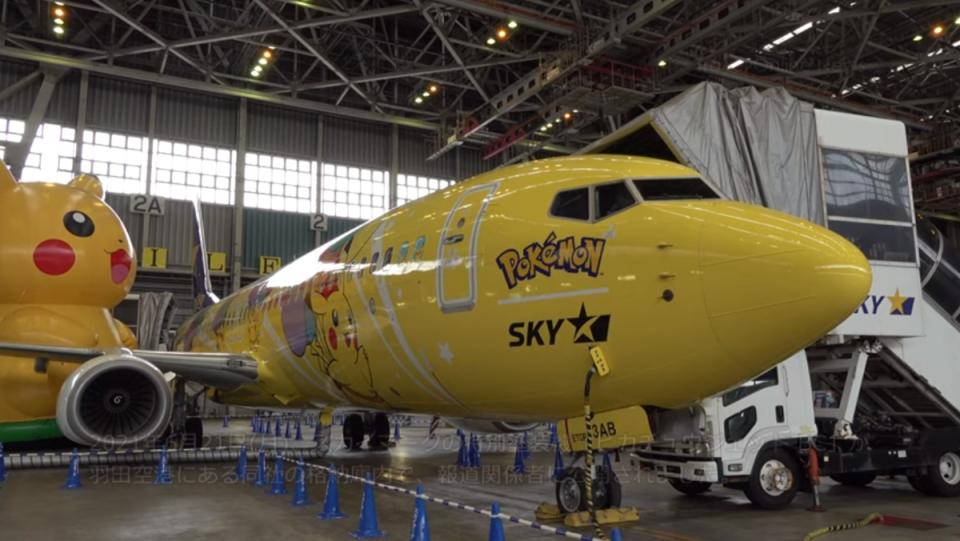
(513, 442, 525, 474)
(610, 527, 623, 541)
(393, 420, 401, 441)
(268, 455, 287, 495)
(521, 432, 530, 459)
(456, 432, 467, 467)
(603, 452, 613, 472)
(0, 442, 6, 483)
(265, 417, 272, 434)
(291, 459, 309, 506)
(223, 415, 230, 427)
(410, 484, 430, 541)
(285, 421, 292, 439)
(275, 419, 282, 438)
(254, 450, 267, 487)
(154, 446, 173, 485)
(353, 473, 384, 538)
(552, 445, 565, 480)
(63, 449, 82, 490)
(314, 422, 324, 442)
(318, 465, 346, 520)
(488, 502, 505, 541)
(295, 421, 303, 441)
(549, 423, 559, 445)
(251, 416, 259, 433)
(235, 445, 248, 482)
(470, 434, 481, 468)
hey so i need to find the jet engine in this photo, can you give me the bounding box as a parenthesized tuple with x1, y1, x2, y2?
(56, 353, 173, 447)
(446, 418, 540, 434)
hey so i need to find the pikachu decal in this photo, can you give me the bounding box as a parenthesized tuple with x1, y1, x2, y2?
(0, 161, 137, 440)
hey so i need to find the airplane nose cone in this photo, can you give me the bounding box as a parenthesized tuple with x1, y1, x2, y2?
(700, 203, 871, 365)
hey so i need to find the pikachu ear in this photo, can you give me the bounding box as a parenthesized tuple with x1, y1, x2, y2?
(0, 160, 17, 191)
(68, 174, 104, 198)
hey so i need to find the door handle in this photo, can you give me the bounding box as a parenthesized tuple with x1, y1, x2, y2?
(445, 234, 464, 245)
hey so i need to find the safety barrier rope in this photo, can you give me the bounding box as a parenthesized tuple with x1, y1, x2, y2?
(278, 455, 596, 541)
(5, 445, 326, 469)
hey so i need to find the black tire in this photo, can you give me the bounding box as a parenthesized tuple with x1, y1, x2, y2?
(908, 474, 934, 495)
(555, 467, 586, 514)
(745, 448, 800, 510)
(343, 414, 365, 450)
(596, 464, 622, 510)
(922, 450, 960, 497)
(369, 413, 390, 448)
(669, 478, 712, 495)
(830, 472, 877, 487)
(183, 417, 204, 448)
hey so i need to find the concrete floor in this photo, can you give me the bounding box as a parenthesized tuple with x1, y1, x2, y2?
(1, 420, 959, 541)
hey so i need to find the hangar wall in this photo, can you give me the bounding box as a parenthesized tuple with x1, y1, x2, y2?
(0, 59, 495, 291)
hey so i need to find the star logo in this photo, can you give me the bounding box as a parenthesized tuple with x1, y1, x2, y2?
(566, 303, 611, 344)
(888, 288, 915, 316)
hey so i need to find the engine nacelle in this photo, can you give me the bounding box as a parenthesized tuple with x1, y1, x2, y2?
(446, 418, 539, 434)
(56, 354, 173, 447)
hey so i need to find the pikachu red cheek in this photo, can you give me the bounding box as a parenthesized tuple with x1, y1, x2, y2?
(33, 239, 76, 275)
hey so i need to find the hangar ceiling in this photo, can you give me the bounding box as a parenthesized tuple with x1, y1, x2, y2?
(2, 0, 960, 162)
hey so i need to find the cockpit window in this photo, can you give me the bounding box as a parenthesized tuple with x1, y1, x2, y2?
(633, 178, 719, 201)
(550, 188, 590, 221)
(595, 181, 637, 219)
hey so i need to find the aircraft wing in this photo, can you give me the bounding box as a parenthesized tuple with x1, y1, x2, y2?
(0, 342, 258, 390)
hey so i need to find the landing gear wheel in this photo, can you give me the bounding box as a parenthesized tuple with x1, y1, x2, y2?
(669, 479, 712, 495)
(554, 465, 621, 514)
(343, 414, 364, 450)
(830, 472, 877, 487)
(369, 413, 390, 449)
(184, 417, 204, 449)
(745, 448, 800, 510)
(923, 451, 960, 497)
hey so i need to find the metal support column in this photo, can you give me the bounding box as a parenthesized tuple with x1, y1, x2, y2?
(140, 86, 158, 258)
(314, 115, 324, 247)
(72, 70, 89, 176)
(231, 98, 247, 292)
(389, 124, 399, 209)
(6, 66, 66, 177)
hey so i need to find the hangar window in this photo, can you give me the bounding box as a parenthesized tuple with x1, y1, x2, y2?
(633, 178, 719, 201)
(21, 123, 77, 184)
(320, 163, 388, 220)
(550, 187, 590, 220)
(80, 129, 148, 194)
(0, 117, 25, 145)
(244, 152, 316, 213)
(153, 139, 235, 205)
(396, 174, 452, 206)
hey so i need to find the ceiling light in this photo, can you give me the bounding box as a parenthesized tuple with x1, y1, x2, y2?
(507, 20, 518, 29)
(421, 91, 430, 98)
(658, 59, 667, 67)
(53, 18, 64, 25)
(258, 58, 268, 65)
(727, 59, 745, 69)
(414, 96, 423, 104)
(572, 109, 579, 113)
(250, 70, 260, 77)
(262, 50, 273, 59)
(540, 125, 547, 131)
(933, 24, 944, 36)
(52, 25, 64, 35)
(496, 28, 509, 40)
(563, 112, 572, 120)
(955, 16, 960, 25)
(53, 7, 65, 17)
(486, 37, 496, 46)
(428, 84, 439, 93)
(913, 34, 923, 42)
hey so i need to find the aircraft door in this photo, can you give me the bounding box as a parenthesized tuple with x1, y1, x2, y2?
(437, 183, 498, 312)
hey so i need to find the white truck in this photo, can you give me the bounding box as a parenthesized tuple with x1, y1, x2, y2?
(629, 110, 960, 509)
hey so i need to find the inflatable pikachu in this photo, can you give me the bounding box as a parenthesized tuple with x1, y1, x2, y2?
(0, 161, 137, 443)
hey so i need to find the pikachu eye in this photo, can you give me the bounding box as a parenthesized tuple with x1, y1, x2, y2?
(63, 211, 95, 237)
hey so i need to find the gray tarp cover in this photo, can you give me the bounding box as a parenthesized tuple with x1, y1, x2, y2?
(638, 82, 823, 224)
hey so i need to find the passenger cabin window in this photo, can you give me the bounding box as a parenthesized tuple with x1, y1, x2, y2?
(633, 178, 719, 201)
(550, 188, 590, 221)
(595, 182, 637, 219)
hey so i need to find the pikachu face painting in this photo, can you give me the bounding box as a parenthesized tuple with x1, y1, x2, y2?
(0, 163, 137, 441)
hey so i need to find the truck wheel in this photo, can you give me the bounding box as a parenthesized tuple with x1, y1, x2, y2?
(745, 448, 799, 510)
(830, 472, 877, 487)
(343, 414, 364, 450)
(923, 450, 960, 497)
(669, 479, 712, 495)
(556, 467, 586, 514)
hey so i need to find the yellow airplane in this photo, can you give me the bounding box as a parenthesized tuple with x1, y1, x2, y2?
(0, 155, 871, 455)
